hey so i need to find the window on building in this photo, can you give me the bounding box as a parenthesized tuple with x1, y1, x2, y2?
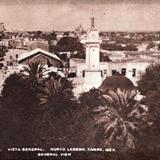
(0, 63, 4, 69)
(68, 72, 77, 78)
(121, 68, 126, 76)
(112, 70, 117, 75)
(82, 70, 85, 77)
(104, 69, 107, 74)
(10, 61, 13, 66)
(10, 56, 13, 60)
(101, 70, 103, 77)
(7, 61, 9, 66)
(132, 69, 136, 77)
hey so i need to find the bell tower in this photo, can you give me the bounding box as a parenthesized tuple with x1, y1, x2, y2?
(81, 17, 102, 90)
(85, 16, 101, 70)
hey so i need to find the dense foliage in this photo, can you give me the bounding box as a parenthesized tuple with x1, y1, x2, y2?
(0, 46, 8, 61)
(54, 36, 85, 59)
(0, 63, 78, 157)
(0, 62, 160, 159)
(94, 89, 150, 150)
(78, 87, 156, 159)
(0, 73, 39, 148)
(101, 42, 138, 51)
(138, 64, 160, 154)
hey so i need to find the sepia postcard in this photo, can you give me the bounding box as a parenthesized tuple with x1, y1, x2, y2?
(0, 0, 160, 159)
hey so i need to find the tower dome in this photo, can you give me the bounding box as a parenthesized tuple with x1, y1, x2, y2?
(99, 75, 135, 92)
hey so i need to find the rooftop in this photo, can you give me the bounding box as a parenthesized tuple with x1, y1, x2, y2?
(18, 48, 62, 62)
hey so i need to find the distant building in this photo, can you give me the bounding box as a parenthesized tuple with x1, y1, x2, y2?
(56, 32, 64, 41)
(0, 22, 6, 32)
(105, 58, 152, 86)
(137, 43, 148, 51)
(75, 24, 84, 34)
(75, 24, 86, 38)
(27, 40, 49, 52)
(139, 53, 160, 64)
(0, 39, 9, 47)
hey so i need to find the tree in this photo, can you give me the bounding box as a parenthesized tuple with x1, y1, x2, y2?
(39, 76, 74, 110)
(22, 62, 46, 90)
(147, 41, 156, 50)
(1, 73, 39, 117)
(19, 62, 78, 147)
(0, 64, 77, 148)
(94, 89, 150, 150)
(54, 36, 85, 59)
(0, 46, 7, 61)
(100, 52, 112, 62)
(138, 64, 160, 95)
(0, 62, 82, 159)
(138, 64, 160, 152)
(35, 30, 42, 39)
(0, 62, 49, 148)
(79, 88, 104, 110)
(0, 73, 40, 147)
(77, 88, 106, 148)
(32, 76, 78, 147)
(77, 88, 152, 159)
(125, 44, 138, 51)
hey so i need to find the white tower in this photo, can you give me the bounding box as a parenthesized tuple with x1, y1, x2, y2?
(81, 17, 102, 90)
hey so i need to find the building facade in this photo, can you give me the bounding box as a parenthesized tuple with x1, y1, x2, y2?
(18, 48, 63, 68)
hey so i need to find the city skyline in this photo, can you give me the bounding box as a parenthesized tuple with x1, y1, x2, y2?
(0, 0, 160, 31)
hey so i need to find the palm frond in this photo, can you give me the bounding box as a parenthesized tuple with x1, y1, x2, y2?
(108, 90, 120, 104)
(94, 88, 149, 149)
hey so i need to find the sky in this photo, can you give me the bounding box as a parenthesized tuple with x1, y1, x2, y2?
(0, 0, 160, 31)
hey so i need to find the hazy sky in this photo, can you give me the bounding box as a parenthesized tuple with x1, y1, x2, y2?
(0, 0, 160, 31)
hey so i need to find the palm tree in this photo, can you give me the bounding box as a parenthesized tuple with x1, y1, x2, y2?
(39, 76, 74, 110)
(94, 88, 149, 149)
(22, 61, 46, 90)
(32, 76, 76, 147)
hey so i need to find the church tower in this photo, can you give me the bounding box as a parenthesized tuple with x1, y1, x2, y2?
(85, 17, 101, 70)
(81, 17, 102, 90)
